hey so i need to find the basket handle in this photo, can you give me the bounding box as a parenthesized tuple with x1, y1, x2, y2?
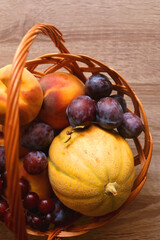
(4, 23, 71, 240)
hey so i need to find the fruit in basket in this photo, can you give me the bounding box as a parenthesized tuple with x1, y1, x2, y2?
(0, 64, 43, 125)
(48, 125, 135, 217)
(0, 146, 5, 173)
(66, 95, 95, 127)
(117, 112, 144, 138)
(23, 151, 48, 175)
(110, 94, 127, 112)
(0, 199, 9, 219)
(21, 122, 55, 151)
(96, 97, 123, 130)
(19, 160, 52, 198)
(39, 72, 85, 129)
(85, 73, 113, 100)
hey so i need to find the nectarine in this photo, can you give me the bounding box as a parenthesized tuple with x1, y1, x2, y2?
(0, 64, 43, 125)
(39, 72, 85, 129)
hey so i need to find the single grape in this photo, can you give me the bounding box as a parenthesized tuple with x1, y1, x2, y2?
(31, 215, 43, 230)
(44, 212, 54, 225)
(38, 198, 55, 214)
(110, 94, 127, 112)
(96, 97, 123, 129)
(85, 73, 113, 100)
(19, 177, 30, 198)
(23, 151, 48, 175)
(66, 95, 95, 127)
(0, 199, 9, 219)
(21, 122, 54, 150)
(4, 210, 13, 230)
(23, 192, 39, 211)
(0, 146, 5, 173)
(117, 112, 144, 138)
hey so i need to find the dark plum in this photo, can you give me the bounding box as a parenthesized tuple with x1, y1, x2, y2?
(66, 95, 95, 127)
(117, 112, 144, 138)
(23, 192, 39, 211)
(38, 198, 55, 214)
(0, 199, 8, 219)
(110, 94, 127, 112)
(19, 177, 30, 198)
(96, 97, 123, 129)
(53, 200, 80, 226)
(23, 151, 48, 175)
(85, 73, 113, 100)
(21, 122, 54, 150)
(0, 146, 5, 173)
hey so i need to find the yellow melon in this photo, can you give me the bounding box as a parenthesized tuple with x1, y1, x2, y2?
(48, 125, 135, 217)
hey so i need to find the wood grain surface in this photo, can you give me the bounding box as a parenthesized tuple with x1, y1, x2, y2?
(0, 0, 160, 240)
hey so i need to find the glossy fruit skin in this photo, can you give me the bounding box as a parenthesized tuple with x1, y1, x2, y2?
(19, 177, 30, 198)
(0, 199, 8, 219)
(48, 125, 135, 217)
(96, 97, 123, 129)
(38, 198, 55, 214)
(39, 72, 85, 129)
(53, 200, 79, 226)
(23, 192, 39, 211)
(66, 96, 95, 127)
(31, 215, 43, 230)
(117, 112, 144, 138)
(21, 122, 54, 151)
(23, 151, 48, 175)
(85, 73, 113, 100)
(110, 94, 127, 112)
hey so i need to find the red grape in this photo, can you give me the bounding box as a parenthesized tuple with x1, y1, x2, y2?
(31, 215, 43, 230)
(23, 151, 48, 175)
(38, 198, 55, 214)
(96, 97, 123, 129)
(117, 112, 144, 138)
(21, 122, 54, 151)
(44, 212, 54, 225)
(23, 192, 39, 211)
(85, 73, 113, 100)
(19, 177, 30, 198)
(4, 210, 13, 230)
(66, 95, 95, 127)
(0, 199, 8, 219)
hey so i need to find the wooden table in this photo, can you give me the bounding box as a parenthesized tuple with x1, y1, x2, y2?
(0, 0, 159, 239)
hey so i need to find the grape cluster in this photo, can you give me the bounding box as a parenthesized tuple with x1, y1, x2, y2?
(66, 73, 144, 138)
(0, 123, 80, 231)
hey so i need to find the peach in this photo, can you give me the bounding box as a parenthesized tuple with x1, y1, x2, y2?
(0, 64, 43, 125)
(19, 160, 53, 199)
(39, 72, 85, 129)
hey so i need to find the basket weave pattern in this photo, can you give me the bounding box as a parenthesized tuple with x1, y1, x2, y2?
(3, 23, 152, 240)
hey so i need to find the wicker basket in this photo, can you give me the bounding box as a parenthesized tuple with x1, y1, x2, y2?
(2, 23, 152, 240)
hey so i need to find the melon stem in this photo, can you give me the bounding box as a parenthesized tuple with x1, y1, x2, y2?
(104, 182, 118, 196)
